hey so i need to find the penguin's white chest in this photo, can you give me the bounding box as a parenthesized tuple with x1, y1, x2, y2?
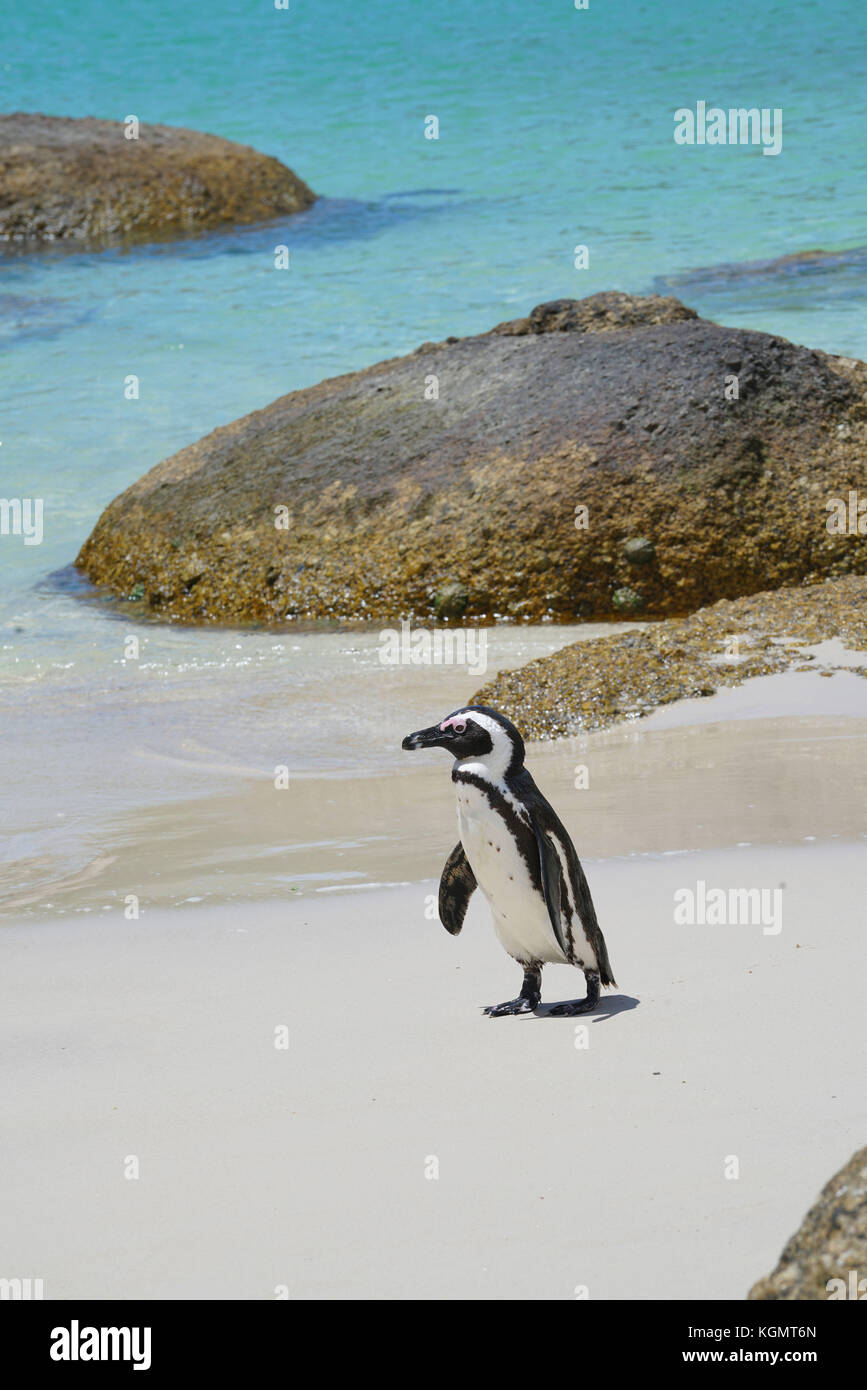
(454, 781, 567, 965)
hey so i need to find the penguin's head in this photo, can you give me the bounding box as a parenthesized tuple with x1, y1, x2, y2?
(401, 705, 525, 777)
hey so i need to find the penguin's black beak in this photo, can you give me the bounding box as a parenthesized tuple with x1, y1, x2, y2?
(402, 723, 451, 752)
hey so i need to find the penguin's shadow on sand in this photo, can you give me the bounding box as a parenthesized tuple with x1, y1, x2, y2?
(532, 994, 640, 1022)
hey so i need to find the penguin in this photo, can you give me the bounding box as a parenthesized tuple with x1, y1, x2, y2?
(401, 705, 616, 1016)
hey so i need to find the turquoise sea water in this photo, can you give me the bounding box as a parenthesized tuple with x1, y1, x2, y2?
(1, 1, 866, 903)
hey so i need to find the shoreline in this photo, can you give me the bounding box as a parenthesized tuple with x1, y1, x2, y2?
(2, 665, 865, 923)
(3, 661, 861, 922)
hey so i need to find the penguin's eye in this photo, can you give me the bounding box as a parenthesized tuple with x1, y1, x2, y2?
(452, 720, 467, 734)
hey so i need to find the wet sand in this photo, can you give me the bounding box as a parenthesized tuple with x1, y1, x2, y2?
(0, 621, 624, 918)
(2, 667, 864, 919)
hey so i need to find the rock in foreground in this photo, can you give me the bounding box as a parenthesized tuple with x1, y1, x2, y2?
(0, 113, 315, 245)
(76, 292, 867, 624)
(749, 1147, 867, 1300)
(472, 575, 867, 738)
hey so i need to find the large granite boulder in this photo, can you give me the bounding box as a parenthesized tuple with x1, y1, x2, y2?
(0, 113, 315, 245)
(749, 1148, 867, 1301)
(75, 292, 867, 624)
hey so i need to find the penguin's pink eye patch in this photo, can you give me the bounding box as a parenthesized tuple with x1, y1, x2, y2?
(441, 716, 468, 734)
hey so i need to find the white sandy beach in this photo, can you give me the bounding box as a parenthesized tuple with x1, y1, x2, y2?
(2, 664, 865, 1300)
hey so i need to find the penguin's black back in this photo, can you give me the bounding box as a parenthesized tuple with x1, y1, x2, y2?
(508, 766, 616, 987)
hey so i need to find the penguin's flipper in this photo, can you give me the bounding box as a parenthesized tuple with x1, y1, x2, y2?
(531, 820, 569, 957)
(438, 842, 477, 936)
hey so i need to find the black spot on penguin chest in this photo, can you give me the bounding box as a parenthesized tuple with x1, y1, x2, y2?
(453, 771, 543, 898)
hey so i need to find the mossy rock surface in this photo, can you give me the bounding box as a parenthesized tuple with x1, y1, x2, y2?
(75, 291, 867, 624)
(749, 1147, 867, 1301)
(0, 112, 315, 246)
(471, 575, 867, 738)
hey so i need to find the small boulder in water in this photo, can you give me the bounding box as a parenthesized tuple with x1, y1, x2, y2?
(0, 113, 315, 247)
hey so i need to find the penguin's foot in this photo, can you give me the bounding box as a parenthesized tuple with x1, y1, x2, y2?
(483, 996, 537, 1017)
(483, 964, 541, 1017)
(547, 997, 597, 1016)
(547, 970, 601, 1016)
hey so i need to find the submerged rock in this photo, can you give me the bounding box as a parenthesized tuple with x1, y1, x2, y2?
(0, 113, 315, 246)
(659, 246, 867, 292)
(748, 1147, 867, 1301)
(471, 575, 867, 739)
(76, 292, 867, 624)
